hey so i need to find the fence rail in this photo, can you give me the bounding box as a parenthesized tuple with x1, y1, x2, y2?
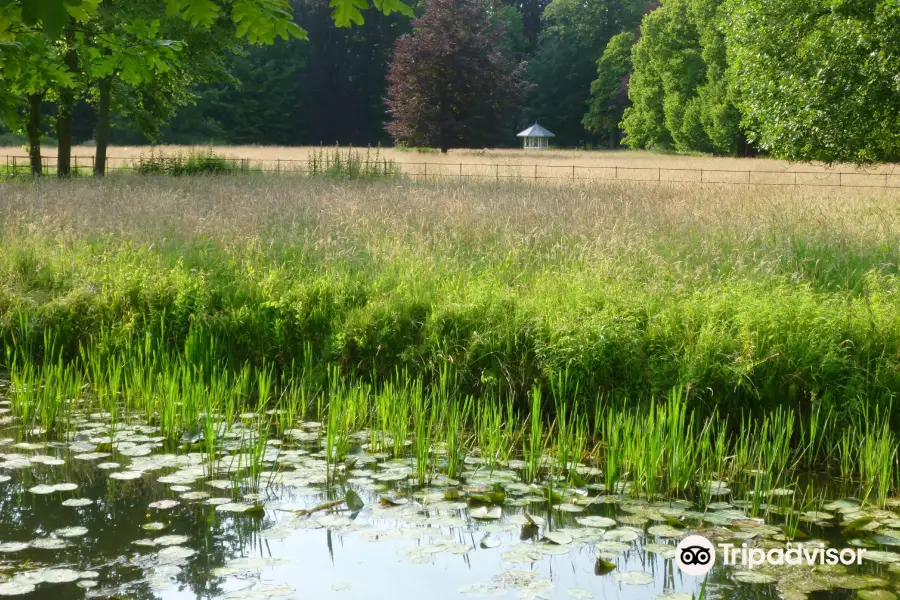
(4, 154, 900, 189)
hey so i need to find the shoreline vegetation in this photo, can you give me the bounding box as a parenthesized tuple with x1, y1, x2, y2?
(1, 174, 899, 503)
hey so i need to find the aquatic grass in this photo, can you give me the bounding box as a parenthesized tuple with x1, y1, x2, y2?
(411, 379, 436, 486)
(523, 386, 546, 483)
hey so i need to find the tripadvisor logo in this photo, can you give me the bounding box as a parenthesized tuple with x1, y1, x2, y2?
(677, 535, 716, 576)
(676, 535, 867, 576)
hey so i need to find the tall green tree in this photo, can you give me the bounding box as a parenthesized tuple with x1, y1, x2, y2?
(621, 0, 745, 154)
(583, 31, 634, 147)
(523, 0, 644, 146)
(724, 0, 900, 163)
(384, 0, 525, 152)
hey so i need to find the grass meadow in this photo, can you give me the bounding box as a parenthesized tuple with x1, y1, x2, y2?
(1, 174, 898, 428)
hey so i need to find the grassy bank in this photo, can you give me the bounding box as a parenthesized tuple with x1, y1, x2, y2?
(0, 176, 898, 426)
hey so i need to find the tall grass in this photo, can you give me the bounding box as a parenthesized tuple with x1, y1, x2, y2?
(0, 176, 898, 498)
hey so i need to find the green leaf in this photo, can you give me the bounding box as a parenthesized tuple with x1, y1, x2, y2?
(372, 0, 414, 17)
(165, 0, 220, 28)
(345, 489, 365, 512)
(329, 0, 368, 27)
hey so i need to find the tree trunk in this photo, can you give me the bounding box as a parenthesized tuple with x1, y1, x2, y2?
(94, 77, 111, 177)
(27, 93, 43, 177)
(56, 34, 78, 178)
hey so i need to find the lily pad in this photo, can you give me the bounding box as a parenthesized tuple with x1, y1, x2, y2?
(54, 526, 88, 538)
(732, 571, 777, 584)
(149, 499, 180, 510)
(157, 546, 196, 562)
(603, 529, 639, 543)
(40, 569, 81, 584)
(544, 531, 573, 545)
(0, 582, 35, 596)
(647, 525, 684, 539)
(575, 516, 616, 528)
(566, 590, 594, 600)
(862, 550, 900, 564)
(62, 498, 93, 507)
(471, 506, 503, 520)
(345, 489, 365, 512)
(612, 571, 653, 585)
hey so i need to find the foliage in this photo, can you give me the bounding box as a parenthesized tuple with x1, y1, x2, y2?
(724, 0, 900, 163)
(1, 177, 897, 425)
(385, 0, 525, 152)
(132, 147, 240, 174)
(523, 0, 644, 146)
(3, 0, 413, 40)
(582, 31, 634, 146)
(622, 0, 746, 154)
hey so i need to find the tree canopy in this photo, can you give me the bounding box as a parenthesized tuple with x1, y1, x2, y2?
(724, 0, 900, 163)
(384, 0, 524, 152)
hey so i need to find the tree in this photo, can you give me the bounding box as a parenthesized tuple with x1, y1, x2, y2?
(4, 31, 74, 174)
(0, 0, 414, 174)
(621, 0, 746, 154)
(583, 31, 633, 147)
(724, 0, 900, 163)
(384, 0, 525, 152)
(523, 0, 645, 147)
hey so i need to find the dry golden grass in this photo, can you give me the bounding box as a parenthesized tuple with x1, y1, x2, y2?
(3, 144, 900, 177)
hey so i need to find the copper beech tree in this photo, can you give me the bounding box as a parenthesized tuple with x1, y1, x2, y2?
(385, 0, 525, 153)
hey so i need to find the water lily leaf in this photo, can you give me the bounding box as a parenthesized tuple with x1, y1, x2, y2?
(732, 571, 777, 584)
(842, 517, 875, 535)
(594, 558, 616, 575)
(30, 538, 69, 549)
(567, 589, 594, 599)
(647, 525, 684, 539)
(544, 531, 573, 545)
(862, 550, 900, 564)
(471, 506, 503, 520)
(216, 502, 253, 513)
(40, 568, 80, 583)
(62, 498, 93, 507)
(603, 529, 639, 543)
(54, 526, 88, 538)
(149, 499, 180, 510)
(142, 522, 167, 531)
(0, 581, 35, 596)
(0, 542, 30, 553)
(109, 471, 143, 480)
(345, 489, 365, 511)
(576, 516, 616, 528)
(612, 571, 653, 585)
(157, 546, 196, 562)
(481, 537, 502, 549)
(644, 543, 677, 559)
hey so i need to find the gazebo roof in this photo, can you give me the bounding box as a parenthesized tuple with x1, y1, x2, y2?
(517, 123, 555, 138)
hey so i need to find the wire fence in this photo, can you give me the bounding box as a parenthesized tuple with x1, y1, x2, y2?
(4, 154, 900, 189)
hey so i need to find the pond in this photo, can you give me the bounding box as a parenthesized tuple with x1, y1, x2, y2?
(2, 404, 900, 600)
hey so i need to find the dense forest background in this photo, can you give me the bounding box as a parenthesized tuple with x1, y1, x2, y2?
(0, 0, 644, 149)
(2, 0, 898, 162)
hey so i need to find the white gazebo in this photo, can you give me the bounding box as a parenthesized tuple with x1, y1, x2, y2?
(517, 122, 555, 149)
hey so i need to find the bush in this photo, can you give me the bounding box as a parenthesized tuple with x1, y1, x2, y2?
(133, 148, 241, 176)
